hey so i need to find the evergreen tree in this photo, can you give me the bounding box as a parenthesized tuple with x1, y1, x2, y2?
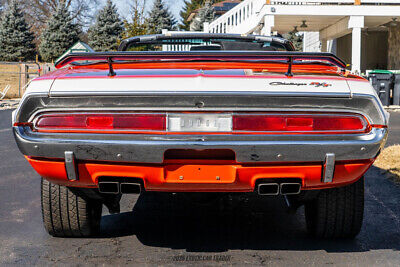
(283, 31, 303, 51)
(179, 0, 225, 31)
(0, 0, 36, 61)
(191, 0, 215, 31)
(0, 0, 5, 15)
(39, 4, 82, 62)
(123, 16, 147, 41)
(88, 0, 123, 52)
(147, 0, 176, 34)
(179, 0, 203, 31)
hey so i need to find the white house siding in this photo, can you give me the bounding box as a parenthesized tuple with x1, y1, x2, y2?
(388, 25, 400, 69)
(336, 31, 388, 71)
(303, 32, 321, 52)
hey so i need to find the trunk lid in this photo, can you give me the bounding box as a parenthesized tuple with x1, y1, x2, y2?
(49, 69, 351, 97)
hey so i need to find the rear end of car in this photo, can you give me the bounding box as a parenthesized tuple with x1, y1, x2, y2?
(12, 34, 388, 238)
(14, 93, 386, 192)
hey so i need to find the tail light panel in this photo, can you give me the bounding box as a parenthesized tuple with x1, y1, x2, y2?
(28, 112, 370, 135)
(233, 114, 368, 134)
(33, 113, 166, 133)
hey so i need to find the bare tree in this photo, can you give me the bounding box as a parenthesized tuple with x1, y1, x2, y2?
(128, 0, 147, 24)
(20, 0, 100, 37)
(0, 0, 8, 14)
(122, 0, 148, 39)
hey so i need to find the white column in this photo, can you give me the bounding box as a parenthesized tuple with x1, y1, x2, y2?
(203, 22, 210, 33)
(262, 15, 275, 36)
(320, 39, 327, 52)
(348, 16, 364, 74)
(351, 27, 362, 73)
(161, 29, 168, 51)
(303, 32, 308, 52)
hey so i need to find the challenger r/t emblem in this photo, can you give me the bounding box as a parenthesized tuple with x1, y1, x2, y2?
(309, 82, 332, 87)
(270, 81, 332, 87)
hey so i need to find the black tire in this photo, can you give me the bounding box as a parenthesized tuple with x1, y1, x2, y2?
(41, 178, 102, 237)
(305, 176, 364, 239)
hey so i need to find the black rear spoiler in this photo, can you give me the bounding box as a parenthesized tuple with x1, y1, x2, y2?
(54, 51, 347, 77)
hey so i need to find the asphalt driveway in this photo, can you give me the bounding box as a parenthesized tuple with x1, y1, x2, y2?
(1, 109, 400, 265)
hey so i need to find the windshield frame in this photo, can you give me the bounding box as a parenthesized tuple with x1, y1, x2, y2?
(118, 33, 295, 52)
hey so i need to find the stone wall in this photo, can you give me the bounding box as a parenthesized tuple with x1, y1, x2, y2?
(388, 25, 400, 70)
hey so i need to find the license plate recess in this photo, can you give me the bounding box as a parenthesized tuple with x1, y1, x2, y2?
(167, 113, 232, 132)
(164, 165, 237, 183)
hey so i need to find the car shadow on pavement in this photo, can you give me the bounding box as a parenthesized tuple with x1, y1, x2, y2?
(98, 178, 400, 253)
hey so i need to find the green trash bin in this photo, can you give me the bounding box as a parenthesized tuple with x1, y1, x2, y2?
(368, 70, 394, 106)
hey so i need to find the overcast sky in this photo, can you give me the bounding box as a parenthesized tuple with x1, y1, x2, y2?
(103, 0, 185, 22)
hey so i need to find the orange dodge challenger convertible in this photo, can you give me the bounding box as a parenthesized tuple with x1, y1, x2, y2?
(12, 33, 388, 238)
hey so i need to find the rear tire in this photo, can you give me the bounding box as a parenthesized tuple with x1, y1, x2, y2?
(305, 176, 364, 239)
(41, 178, 102, 237)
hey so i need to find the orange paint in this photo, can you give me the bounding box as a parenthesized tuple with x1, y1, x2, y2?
(26, 156, 373, 192)
(38, 61, 366, 81)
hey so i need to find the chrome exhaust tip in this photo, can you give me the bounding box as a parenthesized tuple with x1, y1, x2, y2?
(98, 182, 120, 194)
(258, 183, 279, 195)
(280, 183, 301, 195)
(120, 183, 141, 194)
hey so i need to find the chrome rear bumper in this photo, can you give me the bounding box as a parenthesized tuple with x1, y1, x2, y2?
(14, 126, 387, 163)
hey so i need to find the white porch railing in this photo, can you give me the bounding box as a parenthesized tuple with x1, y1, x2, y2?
(207, 0, 400, 34)
(161, 30, 196, 51)
(268, 0, 400, 4)
(208, 0, 266, 34)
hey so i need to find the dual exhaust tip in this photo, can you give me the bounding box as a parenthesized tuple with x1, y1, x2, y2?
(258, 183, 301, 196)
(99, 181, 301, 195)
(98, 182, 141, 194)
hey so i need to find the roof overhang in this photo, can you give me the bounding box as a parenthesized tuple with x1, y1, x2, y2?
(267, 4, 400, 34)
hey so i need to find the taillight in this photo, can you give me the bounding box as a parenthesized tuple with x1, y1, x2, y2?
(31, 112, 370, 134)
(233, 114, 368, 133)
(35, 113, 166, 132)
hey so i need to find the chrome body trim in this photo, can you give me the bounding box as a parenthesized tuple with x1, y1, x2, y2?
(13, 93, 388, 126)
(31, 111, 369, 134)
(13, 126, 387, 163)
(322, 153, 336, 183)
(49, 91, 352, 98)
